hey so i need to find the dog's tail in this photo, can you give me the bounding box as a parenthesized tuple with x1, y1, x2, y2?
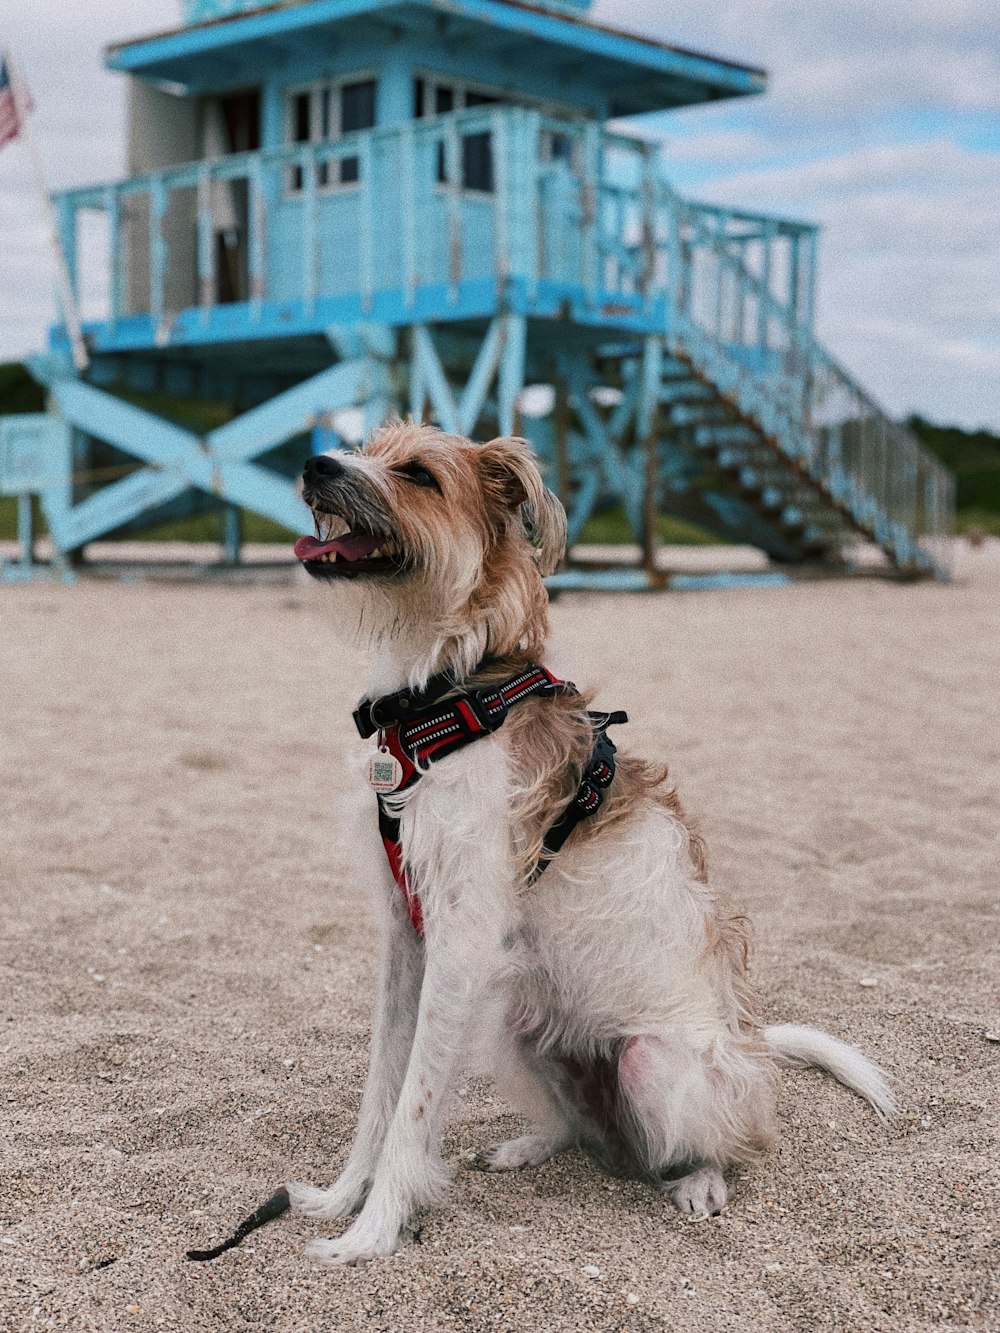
(764, 1023, 898, 1123)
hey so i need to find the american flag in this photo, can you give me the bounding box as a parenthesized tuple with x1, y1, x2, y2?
(0, 56, 29, 151)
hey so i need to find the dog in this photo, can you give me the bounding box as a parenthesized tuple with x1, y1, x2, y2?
(286, 420, 896, 1266)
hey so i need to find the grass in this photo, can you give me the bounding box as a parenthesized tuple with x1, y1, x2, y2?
(908, 416, 1000, 516)
(954, 510, 1000, 538)
(577, 507, 724, 546)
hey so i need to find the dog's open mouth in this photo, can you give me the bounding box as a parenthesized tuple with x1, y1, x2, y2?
(294, 512, 408, 580)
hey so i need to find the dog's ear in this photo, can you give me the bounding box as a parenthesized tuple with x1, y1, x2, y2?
(478, 437, 567, 575)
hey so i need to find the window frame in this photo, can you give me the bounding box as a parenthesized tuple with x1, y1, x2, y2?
(412, 71, 587, 196)
(283, 72, 378, 197)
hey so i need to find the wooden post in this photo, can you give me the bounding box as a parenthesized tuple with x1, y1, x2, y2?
(553, 377, 571, 566)
(249, 155, 266, 320)
(402, 122, 417, 307)
(149, 176, 167, 329)
(16, 494, 35, 568)
(221, 503, 243, 566)
(303, 153, 317, 315)
(197, 164, 214, 323)
(638, 335, 663, 579)
(497, 312, 526, 438)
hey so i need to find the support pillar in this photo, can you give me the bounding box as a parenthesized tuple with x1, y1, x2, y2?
(497, 313, 526, 437)
(552, 379, 572, 565)
(637, 335, 663, 578)
(220, 503, 243, 566)
(16, 494, 35, 569)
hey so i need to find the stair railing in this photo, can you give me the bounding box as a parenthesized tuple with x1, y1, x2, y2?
(650, 174, 954, 574)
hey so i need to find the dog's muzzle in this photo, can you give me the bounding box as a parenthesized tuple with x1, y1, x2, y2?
(296, 456, 410, 580)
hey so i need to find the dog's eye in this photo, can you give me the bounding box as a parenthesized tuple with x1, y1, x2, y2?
(396, 461, 440, 491)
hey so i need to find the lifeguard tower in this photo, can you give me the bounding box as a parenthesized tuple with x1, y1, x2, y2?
(0, 0, 954, 584)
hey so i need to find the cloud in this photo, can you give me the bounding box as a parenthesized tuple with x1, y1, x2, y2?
(691, 139, 1000, 424)
(1, 0, 997, 429)
(660, 129, 775, 166)
(598, 0, 1000, 118)
(595, 1, 999, 428)
(0, 3, 179, 352)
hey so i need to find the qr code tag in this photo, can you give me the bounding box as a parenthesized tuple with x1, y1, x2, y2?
(368, 749, 404, 793)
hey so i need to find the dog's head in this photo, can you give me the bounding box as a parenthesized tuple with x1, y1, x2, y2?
(295, 421, 566, 677)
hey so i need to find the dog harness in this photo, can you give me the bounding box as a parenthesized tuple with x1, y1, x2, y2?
(353, 663, 627, 936)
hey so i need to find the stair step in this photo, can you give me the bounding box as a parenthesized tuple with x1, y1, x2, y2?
(694, 426, 761, 449)
(658, 341, 949, 575)
(658, 381, 713, 407)
(671, 405, 738, 427)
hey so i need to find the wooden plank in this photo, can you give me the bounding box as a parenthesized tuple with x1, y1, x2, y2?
(149, 176, 167, 327)
(249, 155, 266, 320)
(105, 188, 122, 329)
(302, 153, 318, 315)
(359, 137, 374, 314)
(197, 165, 213, 324)
(412, 325, 460, 435)
(401, 123, 417, 307)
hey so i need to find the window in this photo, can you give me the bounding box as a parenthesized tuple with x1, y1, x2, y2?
(413, 76, 501, 193)
(544, 131, 576, 168)
(286, 77, 376, 191)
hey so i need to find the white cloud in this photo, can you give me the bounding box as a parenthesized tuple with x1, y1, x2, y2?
(693, 139, 1000, 425)
(598, 0, 1000, 429)
(599, 0, 1000, 118)
(661, 129, 774, 165)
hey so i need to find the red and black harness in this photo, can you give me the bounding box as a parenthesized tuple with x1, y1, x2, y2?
(353, 663, 627, 936)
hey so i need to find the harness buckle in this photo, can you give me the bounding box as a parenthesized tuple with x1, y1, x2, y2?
(468, 687, 506, 733)
(366, 697, 396, 733)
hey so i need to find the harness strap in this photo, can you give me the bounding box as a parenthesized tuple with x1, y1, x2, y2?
(354, 656, 503, 738)
(360, 665, 626, 937)
(529, 710, 627, 884)
(395, 664, 567, 765)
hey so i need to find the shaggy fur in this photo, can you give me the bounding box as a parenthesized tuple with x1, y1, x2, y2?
(287, 421, 897, 1265)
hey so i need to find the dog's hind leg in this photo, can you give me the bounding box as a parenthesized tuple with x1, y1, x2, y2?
(616, 1034, 776, 1219)
(475, 1129, 573, 1171)
(288, 887, 424, 1222)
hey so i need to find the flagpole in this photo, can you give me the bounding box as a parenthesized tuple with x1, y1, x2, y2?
(4, 49, 89, 372)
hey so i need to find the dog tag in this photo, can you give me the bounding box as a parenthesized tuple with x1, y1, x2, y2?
(368, 746, 403, 793)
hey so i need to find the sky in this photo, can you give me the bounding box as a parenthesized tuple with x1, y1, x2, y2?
(1, 0, 998, 429)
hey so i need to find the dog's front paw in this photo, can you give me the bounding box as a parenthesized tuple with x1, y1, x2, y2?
(306, 1216, 410, 1267)
(666, 1167, 728, 1221)
(472, 1132, 567, 1172)
(287, 1174, 371, 1221)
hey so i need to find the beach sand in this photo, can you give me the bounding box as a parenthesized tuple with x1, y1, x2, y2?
(2, 544, 997, 1331)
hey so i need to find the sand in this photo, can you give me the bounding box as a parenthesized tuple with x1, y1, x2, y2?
(1, 543, 998, 1332)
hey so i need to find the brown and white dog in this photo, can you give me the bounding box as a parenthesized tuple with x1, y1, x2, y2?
(287, 421, 895, 1265)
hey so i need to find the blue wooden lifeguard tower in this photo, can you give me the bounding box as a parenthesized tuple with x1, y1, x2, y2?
(0, 0, 954, 584)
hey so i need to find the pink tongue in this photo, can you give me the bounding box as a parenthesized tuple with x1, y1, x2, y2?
(293, 532, 383, 563)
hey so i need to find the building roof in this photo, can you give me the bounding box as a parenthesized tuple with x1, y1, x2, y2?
(107, 0, 766, 116)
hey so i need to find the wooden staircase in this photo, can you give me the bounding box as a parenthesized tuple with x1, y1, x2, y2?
(564, 164, 956, 577)
(653, 182, 954, 576)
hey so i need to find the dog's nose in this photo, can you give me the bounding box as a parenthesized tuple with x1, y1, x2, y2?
(303, 454, 344, 485)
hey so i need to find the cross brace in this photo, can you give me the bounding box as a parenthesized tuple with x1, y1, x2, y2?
(35, 355, 393, 553)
